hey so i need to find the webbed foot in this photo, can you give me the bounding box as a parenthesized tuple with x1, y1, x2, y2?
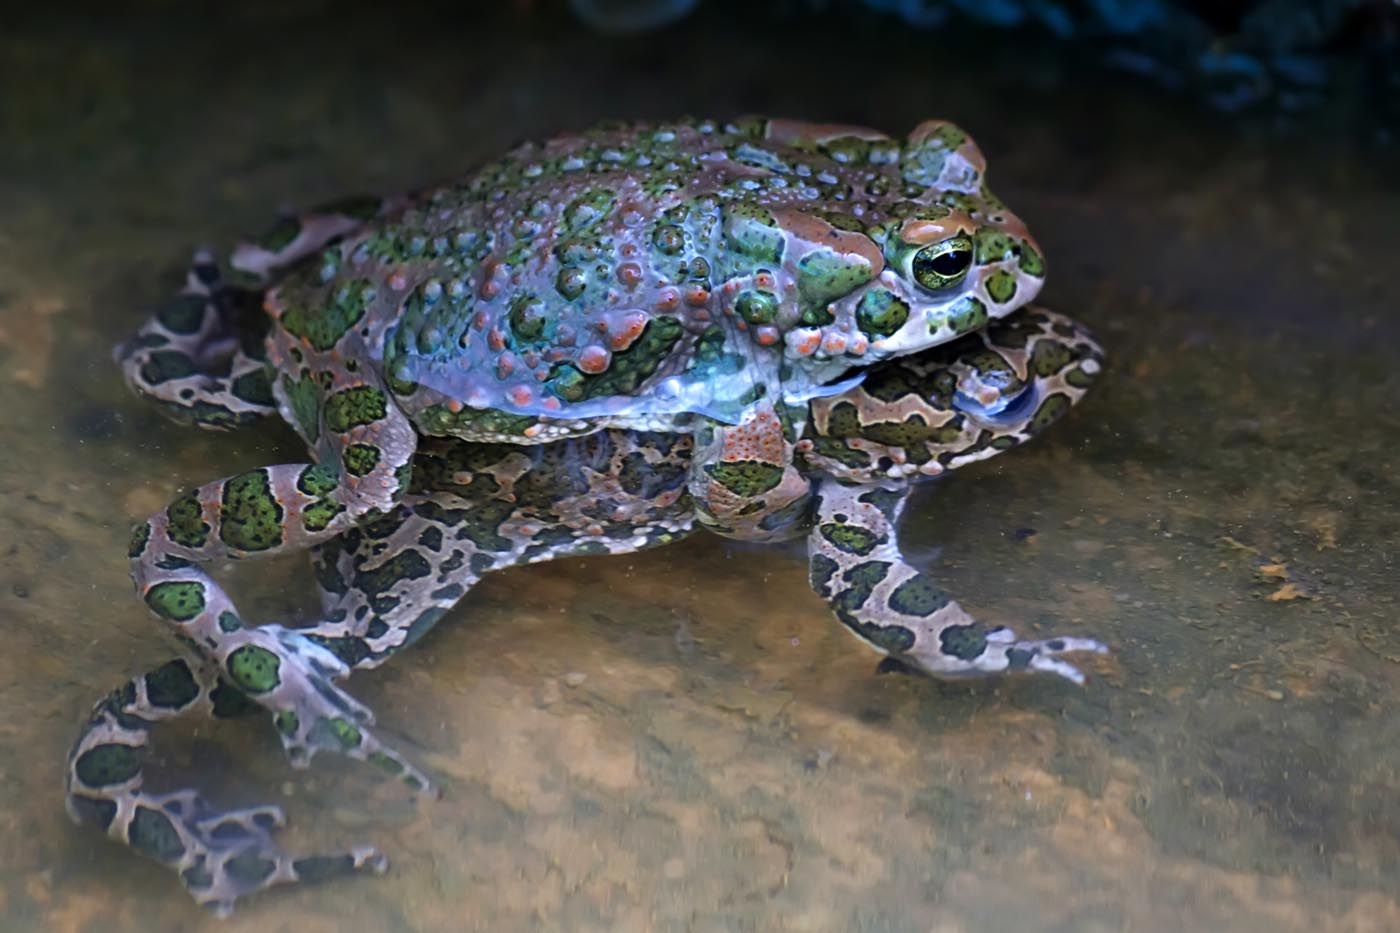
(248, 626, 437, 795)
(905, 623, 1108, 685)
(105, 789, 383, 917)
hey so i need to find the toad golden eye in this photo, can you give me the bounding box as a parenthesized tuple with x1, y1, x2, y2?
(911, 235, 974, 291)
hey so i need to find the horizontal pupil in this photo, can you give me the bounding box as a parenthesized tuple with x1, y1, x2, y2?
(930, 249, 970, 275)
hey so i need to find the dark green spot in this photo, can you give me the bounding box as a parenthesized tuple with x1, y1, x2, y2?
(1027, 393, 1071, 435)
(984, 269, 1018, 304)
(231, 367, 275, 406)
(939, 623, 988, 660)
(144, 581, 206, 622)
(165, 493, 210, 549)
(888, 576, 951, 617)
(224, 851, 276, 886)
(155, 295, 207, 335)
(68, 795, 118, 830)
(855, 288, 909, 338)
(279, 281, 372, 352)
(734, 288, 778, 325)
(819, 522, 883, 555)
(297, 463, 340, 497)
(280, 373, 321, 444)
(145, 659, 200, 708)
(323, 386, 388, 434)
(343, 443, 381, 476)
(129, 806, 185, 862)
(226, 645, 281, 694)
(128, 522, 152, 558)
(219, 469, 284, 552)
(75, 743, 143, 787)
(704, 460, 784, 497)
(138, 350, 197, 386)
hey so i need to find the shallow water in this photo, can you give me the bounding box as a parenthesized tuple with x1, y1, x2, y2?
(2, 4, 1398, 931)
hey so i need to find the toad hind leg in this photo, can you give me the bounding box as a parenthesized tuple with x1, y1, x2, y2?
(808, 481, 1106, 683)
(66, 657, 386, 917)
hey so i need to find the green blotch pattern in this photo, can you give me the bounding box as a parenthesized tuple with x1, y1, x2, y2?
(182, 864, 214, 890)
(947, 296, 989, 335)
(368, 752, 405, 775)
(343, 443, 381, 476)
(1031, 339, 1073, 377)
(796, 248, 875, 312)
(219, 470, 285, 552)
(888, 576, 951, 617)
(75, 743, 143, 787)
(860, 416, 962, 453)
(1027, 393, 1071, 435)
(231, 367, 275, 406)
(722, 203, 785, 264)
(226, 644, 282, 694)
(571, 317, 683, 401)
(327, 717, 362, 749)
(984, 269, 1018, 304)
(275, 710, 299, 736)
(208, 682, 263, 719)
(804, 436, 872, 469)
(809, 552, 840, 595)
(165, 493, 210, 549)
(145, 659, 200, 708)
(856, 288, 909, 337)
(508, 294, 548, 344)
(1066, 366, 1096, 389)
(138, 351, 197, 386)
(939, 623, 988, 661)
(281, 373, 321, 444)
(297, 463, 340, 497)
(902, 124, 969, 187)
(831, 560, 891, 616)
(128, 522, 152, 558)
(547, 363, 586, 401)
(1019, 244, 1046, 276)
(735, 288, 778, 325)
(819, 522, 883, 555)
(704, 460, 784, 497)
(129, 805, 185, 862)
(155, 294, 207, 335)
(145, 581, 206, 622)
(857, 486, 906, 517)
(69, 795, 118, 830)
(353, 548, 432, 595)
(280, 281, 372, 352)
(218, 611, 243, 632)
(974, 229, 1017, 265)
(224, 852, 276, 887)
(303, 497, 346, 533)
(323, 385, 388, 434)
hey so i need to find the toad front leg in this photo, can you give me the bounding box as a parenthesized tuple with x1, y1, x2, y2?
(808, 480, 1106, 683)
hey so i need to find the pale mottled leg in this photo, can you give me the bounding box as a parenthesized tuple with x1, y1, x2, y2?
(113, 251, 276, 430)
(66, 657, 386, 916)
(308, 432, 699, 665)
(808, 481, 1106, 683)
